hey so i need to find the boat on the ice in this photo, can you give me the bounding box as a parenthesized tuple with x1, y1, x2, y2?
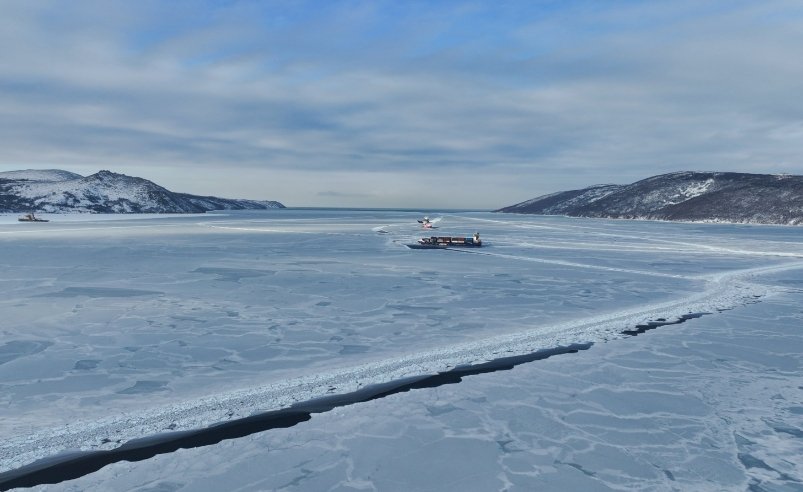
(407, 232, 482, 249)
(18, 212, 49, 222)
(417, 216, 437, 229)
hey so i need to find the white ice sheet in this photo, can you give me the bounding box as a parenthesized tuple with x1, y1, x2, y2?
(1, 210, 801, 489)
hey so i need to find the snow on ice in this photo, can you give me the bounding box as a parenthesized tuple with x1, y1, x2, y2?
(0, 210, 801, 490)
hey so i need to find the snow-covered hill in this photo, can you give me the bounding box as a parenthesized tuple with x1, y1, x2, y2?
(0, 169, 83, 182)
(497, 171, 803, 225)
(0, 169, 284, 213)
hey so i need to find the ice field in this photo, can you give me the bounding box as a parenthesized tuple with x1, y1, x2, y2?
(0, 210, 801, 490)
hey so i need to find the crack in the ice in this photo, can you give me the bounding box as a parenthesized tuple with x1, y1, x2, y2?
(0, 306, 722, 490)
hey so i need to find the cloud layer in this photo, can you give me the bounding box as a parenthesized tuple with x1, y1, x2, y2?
(1, 0, 802, 207)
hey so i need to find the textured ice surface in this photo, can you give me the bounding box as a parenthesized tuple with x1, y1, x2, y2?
(1, 210, 802, 490)
(37, 288, 803, 492)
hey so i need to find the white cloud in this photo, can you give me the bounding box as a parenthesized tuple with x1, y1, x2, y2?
(1, 0, 802, 208)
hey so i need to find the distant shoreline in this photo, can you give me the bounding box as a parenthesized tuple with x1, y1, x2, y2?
(285, 206, 493, 213)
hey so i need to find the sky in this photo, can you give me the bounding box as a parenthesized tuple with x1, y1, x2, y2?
(1, 0, 802, 209)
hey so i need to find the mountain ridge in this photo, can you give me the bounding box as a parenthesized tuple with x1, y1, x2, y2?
(0, 169, 284, 213)
(497, 171, 803, 225)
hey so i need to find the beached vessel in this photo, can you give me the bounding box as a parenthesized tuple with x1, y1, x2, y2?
(18, 213, 49, 222)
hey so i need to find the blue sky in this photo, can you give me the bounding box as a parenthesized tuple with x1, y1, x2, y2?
(1, 0, 802, 208)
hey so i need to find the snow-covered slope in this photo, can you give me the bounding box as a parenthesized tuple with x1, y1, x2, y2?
(0, 169, 83, 182)
(504, 184, 622, 215)
(498, 171, 803, 225)
(0, 169, 284, 213)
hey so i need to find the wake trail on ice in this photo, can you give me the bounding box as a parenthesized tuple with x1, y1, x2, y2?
(463, 216, 803, 258)
(2, 256, 801, 476)
(444, 248, 690, 279)
(500, 240, 712, 255)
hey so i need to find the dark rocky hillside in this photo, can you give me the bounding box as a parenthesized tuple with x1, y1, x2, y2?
(498, 172, 803, 225)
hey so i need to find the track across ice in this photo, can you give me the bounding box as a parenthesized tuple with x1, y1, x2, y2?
(1, 210, 802, 479)
(1, 258, 797, 474)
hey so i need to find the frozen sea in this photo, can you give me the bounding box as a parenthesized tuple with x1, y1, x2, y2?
(0, 209, 801, 491)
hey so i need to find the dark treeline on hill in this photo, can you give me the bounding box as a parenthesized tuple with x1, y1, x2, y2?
(497, 171, 803, 225)
(0, 169, 284, 213)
